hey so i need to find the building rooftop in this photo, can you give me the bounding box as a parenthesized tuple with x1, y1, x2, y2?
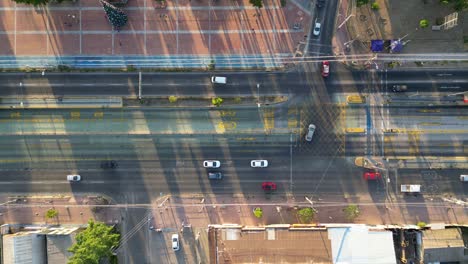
(212, 226, 333, 263)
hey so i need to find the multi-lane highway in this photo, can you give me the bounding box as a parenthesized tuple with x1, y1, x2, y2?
(0, 68, 466, 204)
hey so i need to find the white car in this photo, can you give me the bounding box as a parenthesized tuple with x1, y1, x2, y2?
(171, 234, 180, 251)
(313, 22, 321, 36)
(203, 160, 221, 168)
(251, 160, 268, 168)
(67, 175, 81, 182)
(305, 124, 316, 141)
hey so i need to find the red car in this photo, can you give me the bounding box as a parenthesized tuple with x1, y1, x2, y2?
(321, 61, 330, 77)
(364, 171, 381, 180)
(262, 182, 277, 191)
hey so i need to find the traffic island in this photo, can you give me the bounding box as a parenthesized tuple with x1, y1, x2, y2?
(124, 96, 289, 108)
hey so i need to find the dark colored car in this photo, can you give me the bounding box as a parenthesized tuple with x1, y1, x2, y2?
(208, 172, 223, 180)
(262, 182, 277, 191)
(392, 85, 408, 92)
(101, 160, 118, 169)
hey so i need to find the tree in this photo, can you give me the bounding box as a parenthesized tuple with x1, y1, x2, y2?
(46, 208, 58, 219)
(371, 2, 380, 10)
(212, 97, 223, 107)
(357, 0, 369, 7)
(253, 207, 263, 218)
(169, 96, 178, 103)
(100, 0, 128, 29)
(68, 219, 120, 264)
(419, 19, 429, 28)
(343, 204, 360, 221)
(297, 208, 316, 223)
(249, 0, 263, 8)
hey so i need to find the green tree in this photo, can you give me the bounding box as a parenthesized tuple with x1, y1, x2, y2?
(357, 0, 369, 7)
(212, 97, 223, 107)
(297, 208, 316, 223)
(253, 207, 263, 218)
(68, 219, 120, 264)
(419, 19, 429, 28)
(249, 0, 263, 8)
(371, 2, 380, 9)
(101, 0, 128, 29)
(46, 209, 58, 219)
(168, 96, 178, 103)
(343, 204, 360, 221)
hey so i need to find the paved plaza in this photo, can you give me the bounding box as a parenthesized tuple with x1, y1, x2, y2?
(0, 0, 311, 57)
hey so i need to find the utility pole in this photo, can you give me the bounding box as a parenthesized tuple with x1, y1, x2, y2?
(138, 71, 142, 100)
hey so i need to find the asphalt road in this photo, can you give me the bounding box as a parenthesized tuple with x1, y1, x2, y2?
(0, 69, 467, 98)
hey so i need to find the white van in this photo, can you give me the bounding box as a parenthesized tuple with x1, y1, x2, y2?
(460, 175, 468, 182)
(211, 76, 226, 84)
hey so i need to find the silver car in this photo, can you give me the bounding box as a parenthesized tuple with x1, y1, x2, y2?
(305, 124, 316, 141)
(313, 22, 321, 36)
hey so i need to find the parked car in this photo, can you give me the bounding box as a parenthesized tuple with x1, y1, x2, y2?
(305, 124, 316, 141)
(313, 22, 321, 36)
(363, 171, 381, 180)
(321, 61, 330, 77)
(251, 160, 268, 168)
(203, 160, 221, 168)
(67, 175, 81, 182)
(262, 182, 277, 191)
(208, 172, 223, 180)
(171, 234, 180, 251)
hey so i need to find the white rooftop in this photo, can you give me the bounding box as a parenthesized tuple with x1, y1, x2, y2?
(328, 225, 397, 264)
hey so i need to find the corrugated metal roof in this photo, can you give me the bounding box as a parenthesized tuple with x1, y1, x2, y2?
(328, 225, 397, 264)
(422, 228, 464, 249)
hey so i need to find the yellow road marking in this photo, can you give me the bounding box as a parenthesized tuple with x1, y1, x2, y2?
(346, 95, 366, 104)
(418, 109, 440, 113)
(345, 128, 365, 133)
(10, 112, 21, 118)
(70, 111, 80, 119)
(418, 122, 442, 126)
(288, 119, 298, 128)
(94, 111, 104, 118)
(219, 110, 236, 117)
(263, 108, 274, 131)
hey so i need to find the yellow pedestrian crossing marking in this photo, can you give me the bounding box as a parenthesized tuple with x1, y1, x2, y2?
(70, 111, 80, 119)
(10, 112, 21, 118)
(94, 111, 104, 118)
(263, 108, 274, 131)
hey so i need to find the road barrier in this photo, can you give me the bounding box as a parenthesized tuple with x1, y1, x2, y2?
(0, 97, 122, 109)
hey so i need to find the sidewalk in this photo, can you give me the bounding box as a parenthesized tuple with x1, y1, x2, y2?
(0, 194, 121, 226)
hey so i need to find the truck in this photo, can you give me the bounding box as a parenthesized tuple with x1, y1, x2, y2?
(400, 184, 421, 193)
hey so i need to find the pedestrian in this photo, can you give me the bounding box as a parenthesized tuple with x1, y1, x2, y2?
(119, 41, 122, 46)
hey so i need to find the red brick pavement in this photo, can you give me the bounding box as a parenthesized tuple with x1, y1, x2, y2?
(0, 0, 311, 56)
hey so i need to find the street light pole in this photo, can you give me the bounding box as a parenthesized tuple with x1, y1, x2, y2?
(338, 14, 354, 29)
(257, 83, 260, 108)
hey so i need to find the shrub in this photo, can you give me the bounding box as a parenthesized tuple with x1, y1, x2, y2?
(253, 207, 263, 218)
(46, 208, 58, 219)
(207, 60, 215, 70)
(417, 221, 427, 228)
(419, 19, 429, 28)
(233, 97, 242, 104)
(435, 17, 444, 25)
(212, 97, 223, 107)
(371, 2, 379, 9)
(169, 96, 178, 103)
(297, 208, 316, 223)
(357, 0, 369, 7)
(280, 0, 286, 7)
(343, 204, 360, 221)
